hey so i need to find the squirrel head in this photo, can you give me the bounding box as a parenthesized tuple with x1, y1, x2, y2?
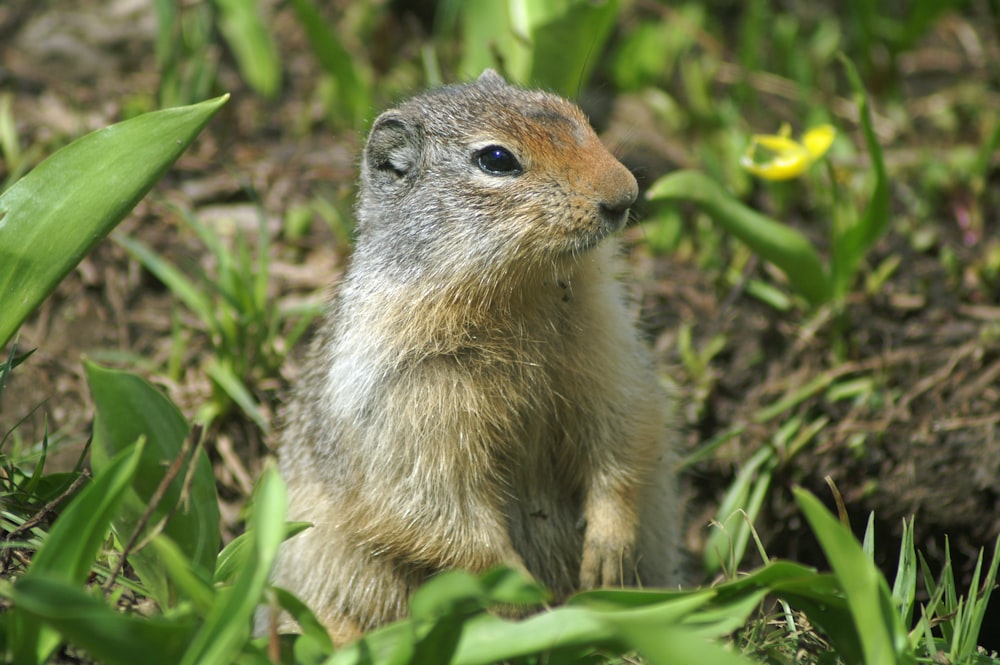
(355, 70, 638, 288)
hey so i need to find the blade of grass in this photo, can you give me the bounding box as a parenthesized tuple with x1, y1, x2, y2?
(21, 439, 143, 577)
(947, 533, 1000, 661)
(862, 511, 876, 558)
(212, 0, 281, 98)
(204, 359, 269, 432)
(831, 56, 889, 299)
(754, 371, 836, 423)
(892, 518, 917, 628)
(86, 362, 220, 608)
(268, 586, 335, 657)
(289, 0, 372, 128)
(114, 234, 215, 327)
(249, 201, 270, 321)
(704, 444, 776, 576)
(681, 425, 746, 468)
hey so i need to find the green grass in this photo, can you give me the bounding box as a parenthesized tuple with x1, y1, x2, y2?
(2, 0, 999, 663)
(5, 411, 997, 665)
(115, 205, 321, 432)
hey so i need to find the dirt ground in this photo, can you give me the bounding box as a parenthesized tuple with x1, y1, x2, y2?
(2, 0, 999, 645)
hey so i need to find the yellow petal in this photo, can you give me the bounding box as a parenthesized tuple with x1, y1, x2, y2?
(741, 130, 812, 180)
(749, 133, 802, 155)
(741, 124, 835, 181)
(740, 148, 812, 180)
(802, 124, 835, 160)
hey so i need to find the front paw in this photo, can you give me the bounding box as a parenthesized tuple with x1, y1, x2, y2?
(579, 534, 635, 589)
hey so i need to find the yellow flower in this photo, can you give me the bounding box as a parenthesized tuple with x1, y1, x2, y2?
(740, 123, 835, 181)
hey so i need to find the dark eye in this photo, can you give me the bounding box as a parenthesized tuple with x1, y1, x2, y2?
(475, 146, 522, 176)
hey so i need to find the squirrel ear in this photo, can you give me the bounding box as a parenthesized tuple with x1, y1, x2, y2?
(365, 111, 422, 185)
(477, 69, 507, 87)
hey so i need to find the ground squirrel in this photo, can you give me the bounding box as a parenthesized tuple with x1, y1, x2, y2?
(268, 70, 681, 644)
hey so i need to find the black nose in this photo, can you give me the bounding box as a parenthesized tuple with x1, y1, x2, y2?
(599, 182, 638, 229)
(602, 191, 636, 214)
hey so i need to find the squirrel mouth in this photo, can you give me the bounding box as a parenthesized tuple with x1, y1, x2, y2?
(567, 218, 625, 254)
(600, 204, 632, 230)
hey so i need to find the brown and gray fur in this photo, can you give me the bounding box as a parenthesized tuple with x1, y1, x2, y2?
(268, 70, 681, 644)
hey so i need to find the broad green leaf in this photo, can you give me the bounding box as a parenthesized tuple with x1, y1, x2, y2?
(408, 570, 488, 621)
(794, 488, 914, 665)
(8, 441, 145, 665)
(179, 465, 286, 665)
(713, 560, 822, 597)
(328, 618, 416, 665)
(453, 607, 612, 665)
(647, 170, 832, 305)
(610, 621, 754, 665)
(0, 94, 228, 349)
(574, 580, 764, 644)
(87, 362, 220, 609)
(477, 565, 549, 606)
(331, 586, 717, 665)
(450, 593, 711, 665)
(569, 586, 695, 610)
(406, 568, 541, 664)
(457, 0, 619, 95)
(335, 562, 876, 665)
(8, 577, 196, 665)
(150, 536, 216, 614)
(332, 608, 615, 665)
(458, 1, 526, 84)
(528, 0, 619, 96)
